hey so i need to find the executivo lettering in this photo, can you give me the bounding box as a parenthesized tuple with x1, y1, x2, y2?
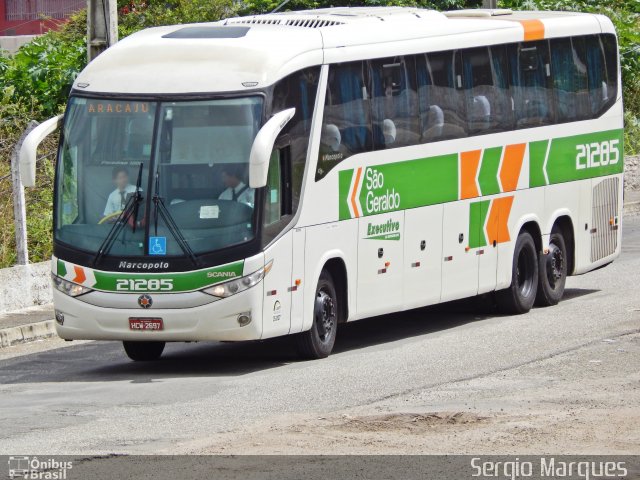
(366, 218, 401, 241)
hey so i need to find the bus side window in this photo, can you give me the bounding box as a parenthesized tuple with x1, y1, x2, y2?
(600, 34, 618, 109)
(271, 66, 320, 211)
(369, 56, 420, 149)
(416, 51, 466, 142)
(264, 150, 283, 227)
(460, 46, 513, 134)
(317, 61, 372, 181)
(508, 41, 553, 129)
(550, 37, 590, 122)
(586, 34, 618, 117)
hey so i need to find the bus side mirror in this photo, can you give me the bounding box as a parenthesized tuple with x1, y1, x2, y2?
(19, 115, 63, 187)
(249, 108, 295, 189)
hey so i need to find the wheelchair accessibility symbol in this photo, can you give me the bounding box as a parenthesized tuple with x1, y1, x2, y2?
(149, 237, 167, 256)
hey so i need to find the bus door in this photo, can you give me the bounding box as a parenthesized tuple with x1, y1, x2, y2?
(357, 211, 405, 317)
(261, 150, 293, 338)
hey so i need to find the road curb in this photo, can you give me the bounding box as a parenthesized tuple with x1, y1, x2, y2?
(0, 320, 57, 348)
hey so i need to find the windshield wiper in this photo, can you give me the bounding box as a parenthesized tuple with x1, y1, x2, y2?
(152, 169, 199, 267)
(93, 162, 144, 267)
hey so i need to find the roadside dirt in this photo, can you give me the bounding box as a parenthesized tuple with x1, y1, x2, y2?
(196, 332, 640, 454)
(626, 155, 640, 192)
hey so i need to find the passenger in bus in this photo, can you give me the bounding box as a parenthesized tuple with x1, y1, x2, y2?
(218, 164, 254, 208)
(103, 166, 137, 217)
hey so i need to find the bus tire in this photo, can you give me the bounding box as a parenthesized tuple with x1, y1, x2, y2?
(123, 341, 165, 361)
(496, 231, 539, 315)
(295, 270, 338, 359)
(535, 230, 567, 307)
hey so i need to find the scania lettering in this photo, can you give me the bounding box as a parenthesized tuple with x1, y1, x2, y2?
(20, 7, 624, 361)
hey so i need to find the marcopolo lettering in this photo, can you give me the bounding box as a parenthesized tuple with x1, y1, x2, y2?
(118, 261, 169, 270)
(365, 167, 400, 214)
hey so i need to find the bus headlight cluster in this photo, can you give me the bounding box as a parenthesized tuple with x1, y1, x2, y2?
(202, 261, 272, 299)
(51, 274, 92, 297)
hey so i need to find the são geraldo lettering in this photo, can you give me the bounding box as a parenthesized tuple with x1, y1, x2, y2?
(365, 167, 400, 214)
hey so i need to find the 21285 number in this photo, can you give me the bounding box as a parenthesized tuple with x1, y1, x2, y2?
(576, 139, 620, 170)
(115, 279, 173, 291)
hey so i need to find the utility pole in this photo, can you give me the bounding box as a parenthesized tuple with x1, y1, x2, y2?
(482, 0, 498, 8)
(87, 0, 118, 62)
(11, 121, 38, 265)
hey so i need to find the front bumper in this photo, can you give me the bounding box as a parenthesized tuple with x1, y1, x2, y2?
(53, 286, 264, 342)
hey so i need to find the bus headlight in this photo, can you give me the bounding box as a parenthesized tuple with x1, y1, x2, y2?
(51, 273, 93, 297)
(202, 261, 273, 299)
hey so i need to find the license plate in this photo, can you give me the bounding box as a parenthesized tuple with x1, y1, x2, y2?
(129, 318, 163, 331)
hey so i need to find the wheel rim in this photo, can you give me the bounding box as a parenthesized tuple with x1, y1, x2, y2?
(546, 243, 565, 289)
(516, 247, 534, 297)
(314, 288, 336, 344)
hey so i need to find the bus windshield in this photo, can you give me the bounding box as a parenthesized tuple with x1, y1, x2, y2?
(55, 96, 263, 259)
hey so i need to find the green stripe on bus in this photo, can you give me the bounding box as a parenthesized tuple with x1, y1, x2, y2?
(469, 200, 490, 249)
(57, 259, 67, 277)
(339, 128, 623, 220)
(91, 261, 245, 292)
(339, 153, 458, 220)
(529, 140, 549, 188)
(530, 129, 623, 188)
(478, 147, 502, 196)
(338, 169, 353, 221)
(544, 129, 624, 184)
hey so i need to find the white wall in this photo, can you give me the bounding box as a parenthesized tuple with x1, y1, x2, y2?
(0, 261, 51, 313)
(0, 35, 39, 54)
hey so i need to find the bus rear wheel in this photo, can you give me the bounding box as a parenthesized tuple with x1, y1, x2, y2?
(123, 341, 165, 361)
(295, 270, 338, 359)
(535, 230, 567, 306)
(496, 231, 539, 315)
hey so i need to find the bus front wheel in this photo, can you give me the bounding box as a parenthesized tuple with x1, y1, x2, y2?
(295, 270, 338, 359)
(123, 341, 165, 361)
(535, 230, 567, 306)
(496, 231, 539, 315)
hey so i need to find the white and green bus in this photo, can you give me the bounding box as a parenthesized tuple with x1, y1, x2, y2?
(20, 7, 624, 360)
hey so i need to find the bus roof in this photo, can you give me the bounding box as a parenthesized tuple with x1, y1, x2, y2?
(73, 7, 614, 96)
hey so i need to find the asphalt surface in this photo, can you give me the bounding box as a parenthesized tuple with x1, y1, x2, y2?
(0, 217, 638, 455)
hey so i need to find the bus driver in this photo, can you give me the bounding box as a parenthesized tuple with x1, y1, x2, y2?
(218, 165, 254, 207)
(104, 166, 137, 217)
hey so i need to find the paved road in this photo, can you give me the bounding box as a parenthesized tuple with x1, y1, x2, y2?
(0, 217, 639, 455)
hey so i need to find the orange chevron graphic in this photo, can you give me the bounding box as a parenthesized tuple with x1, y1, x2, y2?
(351, 167, 363, 218)
(500, 143, 526, 192)
(73, 265, 86, 284)
(517, 19, 545, 41)
(460, 150, 481, 199)
(486, 196, 514, 245)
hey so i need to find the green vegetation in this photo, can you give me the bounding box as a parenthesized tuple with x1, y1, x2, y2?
(0, 0, 638, 267)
